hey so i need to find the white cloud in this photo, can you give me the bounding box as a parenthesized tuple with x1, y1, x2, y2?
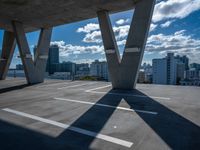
(113, 25, 130, 39)
(73, 58, 97, 64)
(150, 23, 158, 32)
(83, 30, 102, 43)
(117, 40, 126, 46)
(51, 29, 200, 63)
(146, 30, 200, 63)
(160, 20, 175, 28)
(80, 22, 157, 45)
(50, 41, 104, 56)
(76, 23, 99, 33)
(79, 24, 131, 44)
(153, 0, 200, 22)
(116, 19, 130, 25)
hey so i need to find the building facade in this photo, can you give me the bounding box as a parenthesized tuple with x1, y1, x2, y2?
(166, 53, 177, 85)
(175, 55, 189, 70)
(153, 53, 182, 85)
(46, 44, 59, 74)
(90, 60, 109, 81)
(16, 64, 23, 70)
(153, 58, 167, 84)
(190, 63, 200, 71)
(75, 63, 90, 78)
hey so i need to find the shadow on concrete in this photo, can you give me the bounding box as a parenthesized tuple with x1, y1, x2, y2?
(0, 119, 55, 150)
(123, 90, 200, 150)
(57, 91, 122, 149)
(0, 84, 30, 94)
(0, 90, 121, 150)
(0, 89, 200, 150)
(58, 89, 200, 149)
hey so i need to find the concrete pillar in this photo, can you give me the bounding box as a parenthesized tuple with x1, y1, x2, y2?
(12, 21, 52, 84)
(0, 31, 16, 80)
(98, 0, 155, 90)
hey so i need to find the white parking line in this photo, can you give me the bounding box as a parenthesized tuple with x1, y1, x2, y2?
(85, 85, 170, 100)
(38, 81, 82, 88)
(3, 108, 133, 148)
(54, 97, 158, 115)
(85, 85, 111, 92)
(86, 90, 170, 100)
(58, 82, 96, 90)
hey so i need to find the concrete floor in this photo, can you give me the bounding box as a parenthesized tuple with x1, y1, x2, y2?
(0, 77, 200, 150)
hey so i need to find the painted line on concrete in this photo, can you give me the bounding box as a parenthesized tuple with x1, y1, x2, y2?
(85, 85, 170, 100)
(58, 82, 96, 90)
(86, 90, 170, 100)
(2, 108, 133, 148)
(86, 85, 112, 92)
(38, 81, 82, 88)
(54, 97, 158, 115)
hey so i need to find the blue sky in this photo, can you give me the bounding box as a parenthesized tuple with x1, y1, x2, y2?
(0, 0, 200, 68)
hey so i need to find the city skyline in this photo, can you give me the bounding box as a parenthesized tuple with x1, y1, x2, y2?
(1, 1, 200, 149)
(0, 0, 200, 68)
(13, 52, 200, 68)
(12, 51, 200, 86)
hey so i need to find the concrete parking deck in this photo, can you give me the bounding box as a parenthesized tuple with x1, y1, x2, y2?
(0, 78, 200, 150)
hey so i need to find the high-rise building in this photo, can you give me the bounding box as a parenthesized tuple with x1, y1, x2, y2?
(166, 53, 177, 85)
(152, 58, 167, 84)
(175, 55, 189, 70)
(48, 45, 59, 64)
(46, 44, 59, 74)
(153, 53, 179, 85)
(190, 63, 200, 71)
(90, 60, 109, 80)
(176, 63, 185, 82)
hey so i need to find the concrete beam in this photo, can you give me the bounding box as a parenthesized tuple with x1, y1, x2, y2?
(98, 0, 155, 90)
(0, 31, 16, 80)
(12, 21, 52, 84)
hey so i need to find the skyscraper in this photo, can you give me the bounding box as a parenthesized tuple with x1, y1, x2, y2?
(153, 53, 178, 85)
(175, 55, 189, 70)
(152, 58, 167, 84)
(46, 44, 59, 74)
(48, 45, 59, 64)
(176, 63, 185, 82)
(166, 53, 177, 85)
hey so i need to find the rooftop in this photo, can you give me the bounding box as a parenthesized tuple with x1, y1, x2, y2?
(0, 78, 200, 149)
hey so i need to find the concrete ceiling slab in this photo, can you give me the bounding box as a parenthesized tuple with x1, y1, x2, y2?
(0, 0, 140, 32)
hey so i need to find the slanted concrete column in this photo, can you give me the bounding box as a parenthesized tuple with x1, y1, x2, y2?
(98, 0, 155, 90)
(97, 10, 121, 89)
(0, 31, 16, 80)
(12, 21, 52, 84)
